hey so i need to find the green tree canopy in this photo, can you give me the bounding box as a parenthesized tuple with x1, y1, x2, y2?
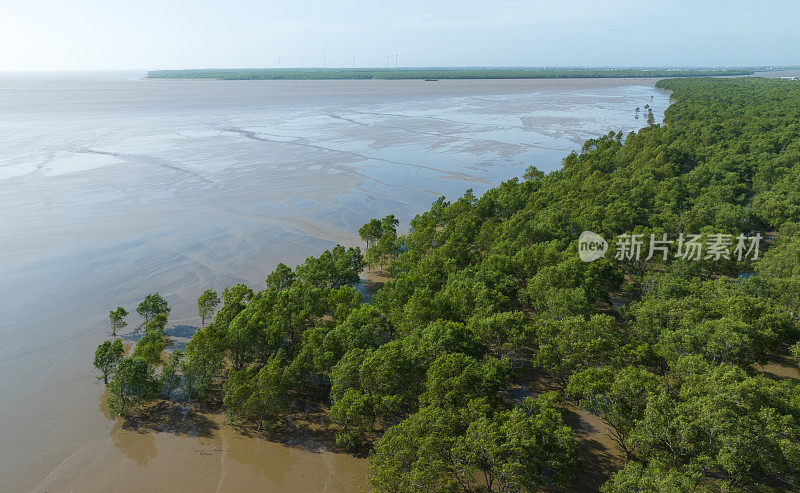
(132, 330, 166, 366)
(108, 307, 128, 337)
(136, 293, 170, 330)
(94, 339, 124, 385)
(197, 289, 220, 328)
(107, 356, 159, 418)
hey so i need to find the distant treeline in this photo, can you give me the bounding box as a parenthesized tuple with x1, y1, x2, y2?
(146, 67, 757, 80)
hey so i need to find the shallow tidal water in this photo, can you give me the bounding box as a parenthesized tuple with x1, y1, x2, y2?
(0, 73, 669, 492)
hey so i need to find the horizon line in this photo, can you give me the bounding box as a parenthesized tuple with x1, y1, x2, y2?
(2, 65, 799, 74)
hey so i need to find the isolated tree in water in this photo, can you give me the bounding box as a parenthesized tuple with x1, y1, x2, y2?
(197, 289, 220, 328)
(108, 307, 128, 337)
(94, 339, 125, 385)
(136, 293, 170, 330)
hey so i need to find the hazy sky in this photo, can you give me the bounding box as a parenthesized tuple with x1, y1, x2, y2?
(0, 0, 797, 71)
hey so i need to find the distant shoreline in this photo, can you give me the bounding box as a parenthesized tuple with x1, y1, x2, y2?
(146, 67, 760, 81)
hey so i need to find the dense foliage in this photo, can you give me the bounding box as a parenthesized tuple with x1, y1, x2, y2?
(94, 78, 800, 491)
(146, 67, 755, 81)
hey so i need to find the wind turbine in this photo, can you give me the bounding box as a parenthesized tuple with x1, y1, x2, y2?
(322, 50, 326, 69)
(395, 53, 398, 69)
(352, 56, 356, 69)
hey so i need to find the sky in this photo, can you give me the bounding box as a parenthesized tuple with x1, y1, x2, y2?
(0, 0, 797, 71)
